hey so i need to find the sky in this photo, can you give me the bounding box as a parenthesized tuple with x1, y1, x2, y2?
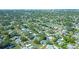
(0, 0, 79, 9)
